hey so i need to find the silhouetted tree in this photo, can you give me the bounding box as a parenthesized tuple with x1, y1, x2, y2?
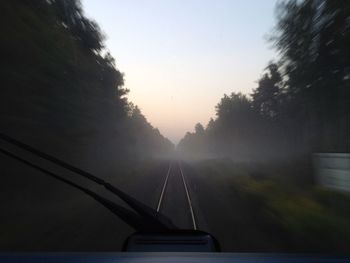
(195, 123, 205, 134)
(252, 63, 282, 119)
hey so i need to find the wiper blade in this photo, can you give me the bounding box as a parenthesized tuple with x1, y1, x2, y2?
(0, 147, 149, 230)
(0, 132, 176, 231)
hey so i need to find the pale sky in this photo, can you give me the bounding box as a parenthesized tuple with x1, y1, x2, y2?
(83, 0, 277, 143)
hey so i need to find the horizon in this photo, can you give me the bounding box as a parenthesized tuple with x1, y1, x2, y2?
(83, 0, 277, 143)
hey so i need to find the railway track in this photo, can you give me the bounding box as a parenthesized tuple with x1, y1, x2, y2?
(156, 161, 197, 230)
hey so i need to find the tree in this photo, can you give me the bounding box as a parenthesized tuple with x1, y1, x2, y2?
(252, 63, 282, 119)
(179, 0, 350, 160)
(271, 0, 350, 152)
(195, 123, 205, 134)
(0, 0, 174, 165)
(52, 0, 104, 52)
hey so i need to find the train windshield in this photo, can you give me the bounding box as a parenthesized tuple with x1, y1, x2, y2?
(1, 0, 350, 253)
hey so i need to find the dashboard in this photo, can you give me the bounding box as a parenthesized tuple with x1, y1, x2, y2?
(0, 253, 349, 263)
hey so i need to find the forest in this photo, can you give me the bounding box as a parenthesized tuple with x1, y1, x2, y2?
(178, 0, 350, 162)
(0, 0, 174, 173)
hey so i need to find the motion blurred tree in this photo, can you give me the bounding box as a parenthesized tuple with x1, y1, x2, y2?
(52, 0, 104, 52)
(0, 0, 173, 165)
(272, 0, 350, 152)
(179, 0, 350, 160)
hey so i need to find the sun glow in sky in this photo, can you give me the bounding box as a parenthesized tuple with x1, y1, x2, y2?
(83, 0, 277, 143)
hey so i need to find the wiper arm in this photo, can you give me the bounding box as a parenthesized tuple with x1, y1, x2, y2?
(0, 147, 151, 230)
(0, 132, 176, 231)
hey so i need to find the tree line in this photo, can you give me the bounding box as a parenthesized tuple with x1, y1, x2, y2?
(0, 0, 173, 171)
(178, 0, 350, 161)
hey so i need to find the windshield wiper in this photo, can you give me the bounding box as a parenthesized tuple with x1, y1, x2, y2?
(0, 132, 176, 232)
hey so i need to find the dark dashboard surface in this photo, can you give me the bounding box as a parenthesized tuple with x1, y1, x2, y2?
(0, 253, 349, 263)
